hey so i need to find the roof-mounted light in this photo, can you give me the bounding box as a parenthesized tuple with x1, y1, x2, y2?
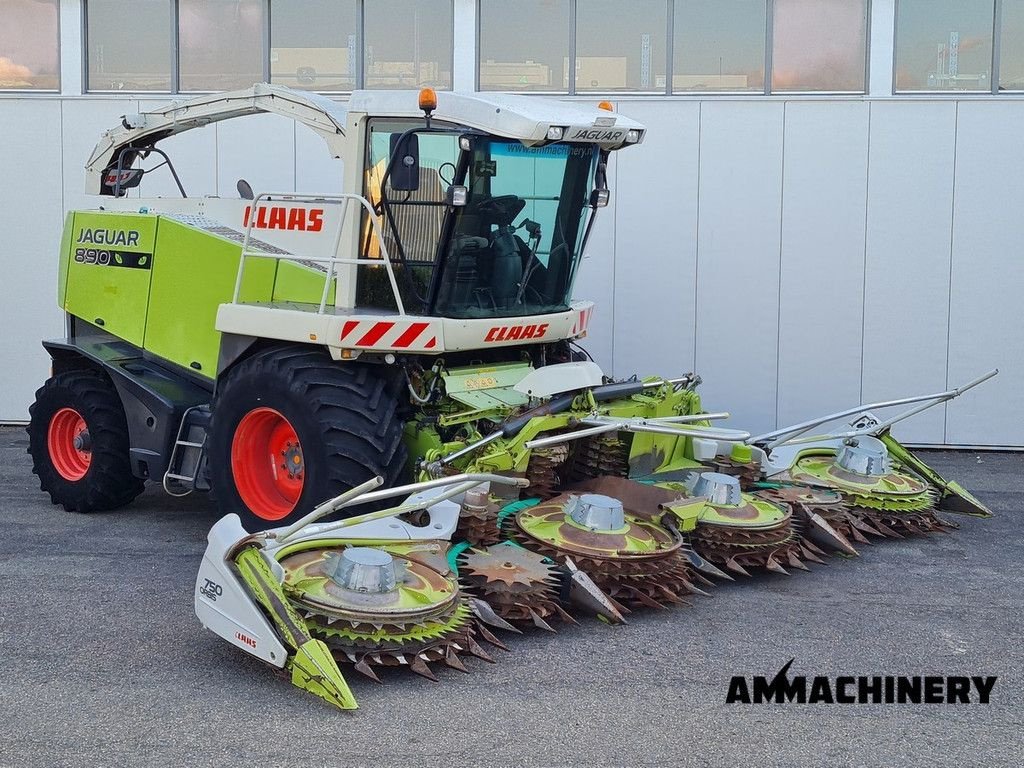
(598, 101, 614, 112)
(546, 125, 565, 141)
(418, 87, 437, 113)
(625, 129, 641, 144)
(459, 135, 472, 151)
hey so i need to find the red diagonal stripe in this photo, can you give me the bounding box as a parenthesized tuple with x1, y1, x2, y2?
(355, 321, 395, 347)
(425, 336, 437, 349)
(340, 320, 359, 341)
(392, 321, 430, 349)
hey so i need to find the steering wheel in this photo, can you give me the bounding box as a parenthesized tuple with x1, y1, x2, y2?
(473, 194, 526, 227)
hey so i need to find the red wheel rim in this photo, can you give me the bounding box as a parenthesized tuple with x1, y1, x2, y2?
(47, 407, 91, 481)
(231, 407, 305, 521)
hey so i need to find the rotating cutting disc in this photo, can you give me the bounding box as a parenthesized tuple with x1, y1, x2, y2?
(277, 543, 500, 682)
(460, 542, 573, 630)
(510, 493, 702, 610)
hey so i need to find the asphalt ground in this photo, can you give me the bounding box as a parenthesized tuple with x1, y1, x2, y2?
(0, 425, 1021, 767)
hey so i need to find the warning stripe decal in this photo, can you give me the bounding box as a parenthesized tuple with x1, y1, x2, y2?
(354, 321, 395, 347)
(392, 322, 430, 349)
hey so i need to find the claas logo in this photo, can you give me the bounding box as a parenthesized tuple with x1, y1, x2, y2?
(484, 323, 549, 343)
(243, 205, 325, 232)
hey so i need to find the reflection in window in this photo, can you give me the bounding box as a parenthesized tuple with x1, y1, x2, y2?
(895, 0, 994, 91)
(673, 0, 765, 92)
(0, 0, 59, 89)
(772, 0, 866, 91)
(179, 0, 264, 91)
(479, 0, 570, 91)
(87, 0, 172, 91)
(270, 0, 357, 91)
(575, 0, 666, 92)
(364, 0, 453, 89)
(1000, 0, 1024, 90)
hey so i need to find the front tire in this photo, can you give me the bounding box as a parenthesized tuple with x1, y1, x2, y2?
(208, 347, 408, 531)
(27, 370, 145, 512)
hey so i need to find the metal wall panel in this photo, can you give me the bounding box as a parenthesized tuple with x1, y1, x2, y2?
(946, 101, 1024, 445)
(136, 98, 219, 199)
(862, 100, 957, 444)
(776, 101, 869, 428)
(0, 99, 66, 421)
(570, 147, 617, 372)
(694, 101, 785, 435)
(294, 126, 344, 195)
(216, 113, 297, 199)
(610, 101, 700, 381)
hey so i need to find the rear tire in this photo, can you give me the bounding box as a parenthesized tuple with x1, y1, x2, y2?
(208, 347, 408, 531)
(27, 370, 145, 512)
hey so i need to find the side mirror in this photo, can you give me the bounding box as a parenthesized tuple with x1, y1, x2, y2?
(389, 133, 420, 192)
(590, 188, 610, 207)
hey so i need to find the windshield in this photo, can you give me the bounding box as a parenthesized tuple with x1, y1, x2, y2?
(357, 120, 460, 312)
(433, 139, 598, 318)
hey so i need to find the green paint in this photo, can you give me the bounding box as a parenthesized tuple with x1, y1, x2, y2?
(63, 211, 158, 347)
(144, 218, 275, 378)
(289, 639, 358, 711)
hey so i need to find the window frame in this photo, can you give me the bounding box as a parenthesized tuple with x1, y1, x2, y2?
(892, 0, 1000, 95)
(0, 0, 61, 93)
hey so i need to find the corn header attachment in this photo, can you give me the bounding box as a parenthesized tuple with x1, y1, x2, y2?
(196, 364, 997, 711)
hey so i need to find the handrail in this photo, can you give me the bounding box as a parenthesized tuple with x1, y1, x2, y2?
(230, 192, 406, 316)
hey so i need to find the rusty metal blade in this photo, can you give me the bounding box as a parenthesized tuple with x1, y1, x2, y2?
(804, 511, 859, 556)
(476, 622, 511, 650)
(786, 550, 810, 571)
(408, 656, 439, 682)
(529, 608, 556, 633)
(798, 544, 827, 564)
(466, 636, 495, 663)
(563, 557, 628, 625)
(354, 657, 382, 684)
(469, 597, 522, 634)
(725, 557, 752, 577)
(627, 589, 666, 610)
(872, 519, 904, 538)
(684, 548, 734, 581)
(552, 602, 579, 625)
(764, 555, 789, 575)
(443, 646, 469, 673)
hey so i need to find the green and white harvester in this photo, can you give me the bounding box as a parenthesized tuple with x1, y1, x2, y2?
(27, 84, 997, 710)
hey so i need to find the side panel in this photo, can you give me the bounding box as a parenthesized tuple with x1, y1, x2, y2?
(56, 211, 74, 309)
(272, 260, 337, 305)
(63, 211, 157, 347)
(145, 218, 276, 378)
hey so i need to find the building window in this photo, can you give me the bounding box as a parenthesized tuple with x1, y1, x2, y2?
(1000, 0, 1024, 90)
(270, 0, 357, 91)
(478, 0, 570, 91)
(479, 0, 869, 95)
(363, 0, 453, 89)
(178, 0, 265, 91)
(895, 0, 994, 92)
(86, 0, 173, 91)
(673, 0, 766, 92)
(0, 0, 59, 90)
(772, 0, 867, 91)
(575, 0, 667, 92)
